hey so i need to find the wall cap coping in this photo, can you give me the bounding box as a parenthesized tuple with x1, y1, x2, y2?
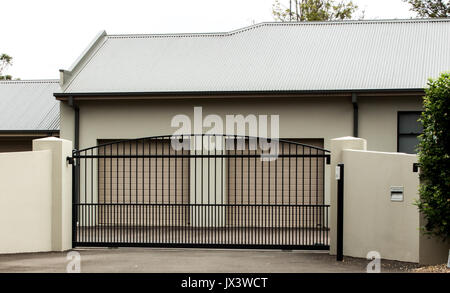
(343, 148, 418, 158)
(331, 136, 366, 141)
(33, 137, 72, 144)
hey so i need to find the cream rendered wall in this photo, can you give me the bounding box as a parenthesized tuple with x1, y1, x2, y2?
(0, 150, 53, 253)
(342, 149, 420, 263)
(73, 97, 353, 149)
(358, 95, 423, 152)
(0, 138, 73, 254)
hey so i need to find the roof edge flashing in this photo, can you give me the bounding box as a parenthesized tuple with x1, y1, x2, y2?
(67, 30, 107, 72)
(59, 30, 107, 88)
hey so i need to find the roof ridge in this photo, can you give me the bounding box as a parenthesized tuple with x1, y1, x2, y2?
(107, 23, 265, 39)
(107, 18, 450, 39)
(0, 79, 59, 84)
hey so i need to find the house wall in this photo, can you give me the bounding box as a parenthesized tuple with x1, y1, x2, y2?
(62, 96, 354, 148)
(61, 95, 423, 152)
(358, 95, 423, 152)
(0, 138, 34, 152)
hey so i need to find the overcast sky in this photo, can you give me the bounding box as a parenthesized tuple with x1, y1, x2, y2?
(1, 0, 416, 79)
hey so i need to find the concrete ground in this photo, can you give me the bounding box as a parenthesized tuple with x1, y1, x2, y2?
(0, 248, 419, 273)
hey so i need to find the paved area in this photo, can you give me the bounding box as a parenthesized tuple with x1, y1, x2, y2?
(0, 248, 419, 273)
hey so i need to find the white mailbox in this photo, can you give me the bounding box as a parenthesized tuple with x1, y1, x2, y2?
(390, 186, 404, 202)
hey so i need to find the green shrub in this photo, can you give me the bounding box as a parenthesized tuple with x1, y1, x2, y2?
(416, 72, 450, 241)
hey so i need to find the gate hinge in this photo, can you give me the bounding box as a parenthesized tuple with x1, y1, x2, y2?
(67, 156, 75, 165)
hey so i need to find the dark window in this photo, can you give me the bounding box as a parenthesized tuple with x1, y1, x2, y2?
(398, 112, 423, 154)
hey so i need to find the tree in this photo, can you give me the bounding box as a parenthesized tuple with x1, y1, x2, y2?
(0, 53, 13, 80)
(416, 72, 450, 241)
(272, 0, 358, 22)
(403, 0, 449, 17)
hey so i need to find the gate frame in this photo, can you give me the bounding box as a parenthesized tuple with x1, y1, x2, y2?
(68, 134, 331, 250)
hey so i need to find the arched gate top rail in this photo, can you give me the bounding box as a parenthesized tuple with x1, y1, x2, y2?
(71, 134, 330, 158)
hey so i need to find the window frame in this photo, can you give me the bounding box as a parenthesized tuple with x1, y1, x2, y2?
(397, 111, 422, 153)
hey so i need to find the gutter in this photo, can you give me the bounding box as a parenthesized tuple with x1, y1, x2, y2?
(54, 88, 425, 100)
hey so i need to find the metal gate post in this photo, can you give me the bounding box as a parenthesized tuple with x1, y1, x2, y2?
(336, 163, 344, 261)
(69, 153, 78, 248)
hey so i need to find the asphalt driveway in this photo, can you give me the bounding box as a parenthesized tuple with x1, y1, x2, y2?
(0, 248, 418, 273)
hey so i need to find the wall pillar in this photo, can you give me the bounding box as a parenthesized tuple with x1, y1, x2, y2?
(33, 137, 73, 251)
(329, 136, 366, 255)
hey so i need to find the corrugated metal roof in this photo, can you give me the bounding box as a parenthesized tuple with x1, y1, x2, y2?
(0, 80, 60, 130)
(61, 18, 450, 94)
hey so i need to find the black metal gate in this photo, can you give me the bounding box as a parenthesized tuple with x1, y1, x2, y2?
(70, 134, 331, 250)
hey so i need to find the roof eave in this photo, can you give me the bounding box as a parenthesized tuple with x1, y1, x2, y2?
(54, 88, 425, 101)
(0, 130, 60, 137)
